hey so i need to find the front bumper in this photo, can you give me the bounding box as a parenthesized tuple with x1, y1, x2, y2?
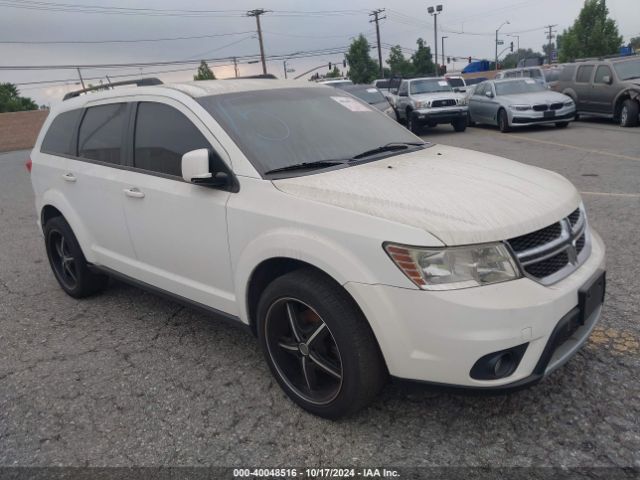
(509, 107, 575, 126)
(344, 230, 605, 388)
(414, 106, 468, 124)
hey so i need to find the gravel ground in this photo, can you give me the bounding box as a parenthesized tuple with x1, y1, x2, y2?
(0, 119, 638, 470)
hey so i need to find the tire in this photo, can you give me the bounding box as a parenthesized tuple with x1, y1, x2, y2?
(555, 121, 569, 128)
(407, 110, 421, 134)
(257, 269, 387, 419)
(498, 109, 511, 133)
(452, 117, 467, 132)
(620, 99, 639, 128)
(44, 216, 109, 298)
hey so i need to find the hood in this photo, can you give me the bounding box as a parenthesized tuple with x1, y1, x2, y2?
(411, 92, 464, 102)
(499, 90, 570, 104)
(273, 145, 581, 245)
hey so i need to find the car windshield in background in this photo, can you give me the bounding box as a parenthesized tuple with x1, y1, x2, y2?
(447, 78, 465, 87)
(348, 88, 387, 104)
(410, 79, 453, 94)
(495, 80, 546, 95)
(197, 88, 421, 176)
(613, 59, 640, 80)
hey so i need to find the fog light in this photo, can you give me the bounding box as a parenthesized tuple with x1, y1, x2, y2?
(470, 343, 528, 380)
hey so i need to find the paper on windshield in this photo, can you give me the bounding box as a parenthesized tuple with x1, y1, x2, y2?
(331, 96, 373, 112)
(438, 80, 449, 86)
(366, 88, 378, 93)
(525, 79, 536, 84)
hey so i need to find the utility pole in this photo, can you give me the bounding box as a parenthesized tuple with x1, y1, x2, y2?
(545, 24, 557, 64)
(283, 59, 288, 79)
(495, 20, 510, 71)
(233, 57, 239, 77)
(76, 67, 85, 89)
(441, 36, 448, 67)
(247, 9, 268, 75)
(428, 5, 443, 75)
(369, 9, 386, 78)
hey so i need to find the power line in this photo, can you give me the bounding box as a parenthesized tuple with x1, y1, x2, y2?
(0, 31, 255, 45)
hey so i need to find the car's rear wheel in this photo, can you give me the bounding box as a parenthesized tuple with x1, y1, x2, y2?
(44, 216, 109, 298)
(620, 99, 639, 128)
(498, 109, 511, 133)
(257, 269, 387, 419)
(555, 121, 569, 128)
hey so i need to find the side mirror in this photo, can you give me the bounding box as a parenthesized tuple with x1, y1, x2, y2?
(485, 90, 494, 98)
(602, 75, 612, 84)
(181, 148, 230, 188)
(399, 91, 408, 97)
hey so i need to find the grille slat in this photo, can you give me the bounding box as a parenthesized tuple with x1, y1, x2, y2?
(550, 102, 563, 110)
(432, 99, 457, 108)
(507, 207, 589, 284)
(532, 104, 548, 111)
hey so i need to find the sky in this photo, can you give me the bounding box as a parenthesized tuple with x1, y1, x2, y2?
(1, 0, 638, 106)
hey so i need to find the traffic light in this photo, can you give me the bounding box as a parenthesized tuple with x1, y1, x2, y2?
(343, 59, 347, 67)
(328, 62, 332, 70)
(468, 56, 472, 63)
(447, 56, 451, 64)
(510, 41, 514, 52)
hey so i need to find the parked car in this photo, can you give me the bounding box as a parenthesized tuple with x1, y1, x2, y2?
(30, 78, 605, 418)
(372, 78, 401, 109)
(395, 77, 468, 133)
(340, 84, 397, 120)
(445, 75, 468, 92)
(495, 67, 548, 87)
(468, 78, 575, 132)
(551, 55, 640, 127)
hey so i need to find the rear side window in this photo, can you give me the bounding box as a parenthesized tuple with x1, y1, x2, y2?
(576, 65, 594, 83)
(134, 102, 211, 177)
(41, 109, 82, 156)
(594, 65, 612, 83)
(78, 103, 127, 165)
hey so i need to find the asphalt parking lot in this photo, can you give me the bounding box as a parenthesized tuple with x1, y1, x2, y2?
(0, 119, 639, 469)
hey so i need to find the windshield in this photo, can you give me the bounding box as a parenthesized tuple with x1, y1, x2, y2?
(348, 88, 387, 104)
(447, 78, 465, 87)
(197, 88, 420, 176)
(410, 79, 453, 94)
(495, 79, 546, 95)
(613, 59, 640, 80)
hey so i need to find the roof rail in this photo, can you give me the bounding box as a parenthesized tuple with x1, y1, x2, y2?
(63, 77, 163, 101)
(574, 52, 637, 62)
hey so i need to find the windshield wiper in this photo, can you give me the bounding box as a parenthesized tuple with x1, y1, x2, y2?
(265, 159, 348, 175)
(351, 142, 426, 160)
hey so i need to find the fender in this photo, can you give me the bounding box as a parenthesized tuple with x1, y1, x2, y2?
(562, 88, 578, 103)
(40, 189, 96, 263)
(613, 87, 640, 111)
(232, 227, 412, 325)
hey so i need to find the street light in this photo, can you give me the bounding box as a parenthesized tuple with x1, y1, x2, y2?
(441, 36, 448, 68)
(495, 20, 510, 71)
(428, 5, 443, 74)
(508, 34, 520, 66)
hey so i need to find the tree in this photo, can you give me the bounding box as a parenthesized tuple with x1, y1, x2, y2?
(345, 34, 378, 84)
(629, 36, 640, 51)
(325, 66, 342, 78)
(193, 60, 216, 81)
(386, 45, 414, 77)
(501, 48, 544, 69)
(411, 38, 435, 76)
(0, 83, 38, 113)
(557, 0, 622, 62)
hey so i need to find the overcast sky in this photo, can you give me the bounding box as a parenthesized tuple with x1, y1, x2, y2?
(1, 0, 638, 106)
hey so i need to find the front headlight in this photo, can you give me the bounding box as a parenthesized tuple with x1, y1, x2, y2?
(415, 100, 430, 109)
(457, 97, 467, 106)
(384, 243, 521, 290)
(564, 100, 574, 107)
(509, 104, 531, 111)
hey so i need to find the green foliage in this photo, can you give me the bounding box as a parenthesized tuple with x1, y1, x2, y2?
(325, 66, 342, 78)
(630, 36, 640, 51)
(411, 38, 435, 76)
(501, 48, 544, 69)
(0, 83, 38, 113)
(194, 60, 216, 81)
(557, 0, 622, 62)
(386, 45, 414, 77)
(345, 35, 378, 84)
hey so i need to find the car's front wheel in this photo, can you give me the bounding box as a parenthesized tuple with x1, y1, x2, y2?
(498, 109, 511, 133)
(555, 121, 569, 128)
(620, 99, 639, 128)
(452, 117, 467, 132)
(407, 110, 421, 134)
(257, 269, 387, 418)
(44, 216, 109, 298)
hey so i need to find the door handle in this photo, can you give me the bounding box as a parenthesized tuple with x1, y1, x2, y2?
(124, 187, 145, 199)
(61, 173, 77, 183)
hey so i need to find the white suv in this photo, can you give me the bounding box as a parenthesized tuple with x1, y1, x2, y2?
(30, 78, 606, 418)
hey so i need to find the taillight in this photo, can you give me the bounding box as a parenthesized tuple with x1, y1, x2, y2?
(26, 158, 32, 173)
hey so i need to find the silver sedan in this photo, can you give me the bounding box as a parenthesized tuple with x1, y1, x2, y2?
(468, 78, 576, 132)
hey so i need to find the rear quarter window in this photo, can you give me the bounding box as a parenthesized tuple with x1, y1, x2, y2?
(78, 103, 128, 165)
(40, 109, 83, 156)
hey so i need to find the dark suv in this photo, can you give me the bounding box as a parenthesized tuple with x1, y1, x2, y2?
(552, 55, 640, 127)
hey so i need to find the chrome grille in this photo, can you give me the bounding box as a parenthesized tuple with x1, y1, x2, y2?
(550, 102, 564, 110)
(432, 99, 457, 108)
(507, 207, 591, 285)
(532, 104, 548, 111)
